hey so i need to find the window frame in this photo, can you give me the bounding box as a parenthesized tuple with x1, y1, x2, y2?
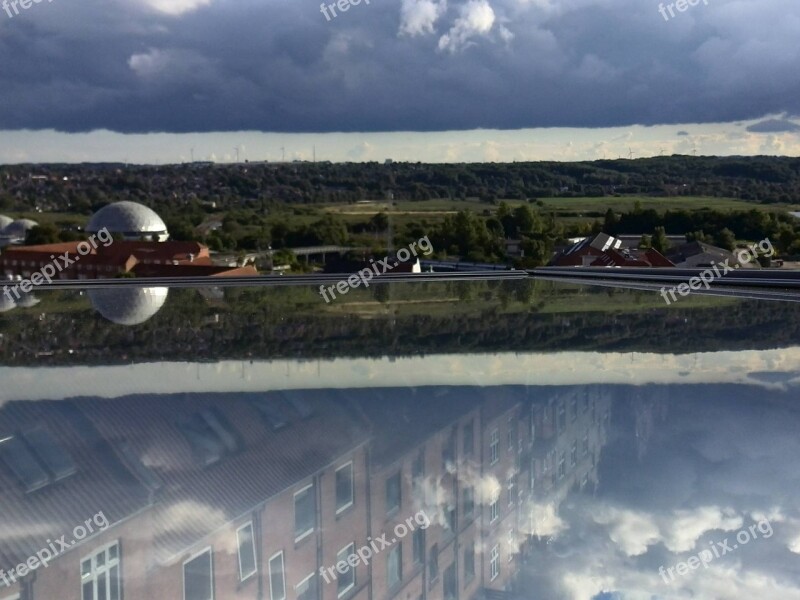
(295, 572, 317, 600)
(385, 470, 402, 515)
(386, 542, 403, 589)
(236, 522, 258, 582)
(490, 545, 499, 581)
(335, 461, 355, 515)
(268, 551, 286, 600)
(294, 483, 316, 542)
(336, 543, 356, 598)
(182, 546, 214, 600)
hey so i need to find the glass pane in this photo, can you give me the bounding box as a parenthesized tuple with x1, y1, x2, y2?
(109, 565, 120, 600)
(238, 525, 256, 579)
(97, 572, 107, 600)
(184, 552, 213, 600)
(269, 554, 285, 600)
(83, 580, 94, 600)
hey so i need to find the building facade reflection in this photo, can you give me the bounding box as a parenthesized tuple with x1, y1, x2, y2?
(0, 385, 613, 600)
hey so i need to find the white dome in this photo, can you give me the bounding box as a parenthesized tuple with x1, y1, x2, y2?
(87, 201, 169, 241)
(89, 287, 169, 326)
(0, 215, 13, 230)
(2, 219, 38, 238)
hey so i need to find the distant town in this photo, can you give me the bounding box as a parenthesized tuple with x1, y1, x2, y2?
(2, 156, 800, 281)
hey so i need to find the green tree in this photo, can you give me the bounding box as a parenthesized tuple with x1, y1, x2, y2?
(25, 224, 60, 245)
(651, 226, 669, 253)
(715, 228, 736, 251)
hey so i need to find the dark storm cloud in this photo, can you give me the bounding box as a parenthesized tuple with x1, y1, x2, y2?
(747, 118, 800, 133)
(0, 0, 799, 133)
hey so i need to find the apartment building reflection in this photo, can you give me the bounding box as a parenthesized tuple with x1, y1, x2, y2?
(0, 384, 612, 600)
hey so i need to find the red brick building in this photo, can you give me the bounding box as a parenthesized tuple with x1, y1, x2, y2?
(0, 240, 258, 280)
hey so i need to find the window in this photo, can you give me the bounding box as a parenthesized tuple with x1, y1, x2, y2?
(428, 544, 439, 586)
(183, 548, 212, 600)
(268, 552, 286, 600)
(412, 528, 425, 565)
(507, 476, 515, 507)
(463, 486, 475, 518)
(296, 573, 317, 600)
(335, 462, 354, 514)
(82, 542, 121, 600)
(557, 402, 566, 433)
(443, 563, 456, 600)
(490, 545, 500, 581)
(463, 420, 474, 457)
(22, 426, 77, 480)
(463, 542, 475, 585)
(0, 427, 77, 493)
(558, 452, 566, 479)
(236, 523, 257, 582)
(571, 397, 578, 422)
(285, 393, 314, 418)
(337, 544, 355, 597)
(252, 398, 290, 430)
(387, 543, 402, 589)
(570, 442, 577, 467)
(490, 499, 499, 522)
(294, 484, 316, 541)
(489, 429, 499, 465)
(507, 529, 515, 562)
(507, 417, 514, 452)
(178, 409, 240, 466)
(386, 471, 401, 514)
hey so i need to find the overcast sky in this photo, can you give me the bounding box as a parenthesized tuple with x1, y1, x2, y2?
(0, 0, 799, 162)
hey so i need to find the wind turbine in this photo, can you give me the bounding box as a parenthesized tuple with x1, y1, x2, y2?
(234, 146, 240, 163)
(628, 147, 635, 160)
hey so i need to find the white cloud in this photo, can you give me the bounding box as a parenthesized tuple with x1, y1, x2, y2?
(438, 0, 496, 53)
(663, 506, 743, 553)
(593, 506, 661, 557)
(141, 0, 212, 16)
(399, 0, 448, 36)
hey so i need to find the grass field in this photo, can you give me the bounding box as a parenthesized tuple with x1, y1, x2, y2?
(321, 196, 800, 222)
